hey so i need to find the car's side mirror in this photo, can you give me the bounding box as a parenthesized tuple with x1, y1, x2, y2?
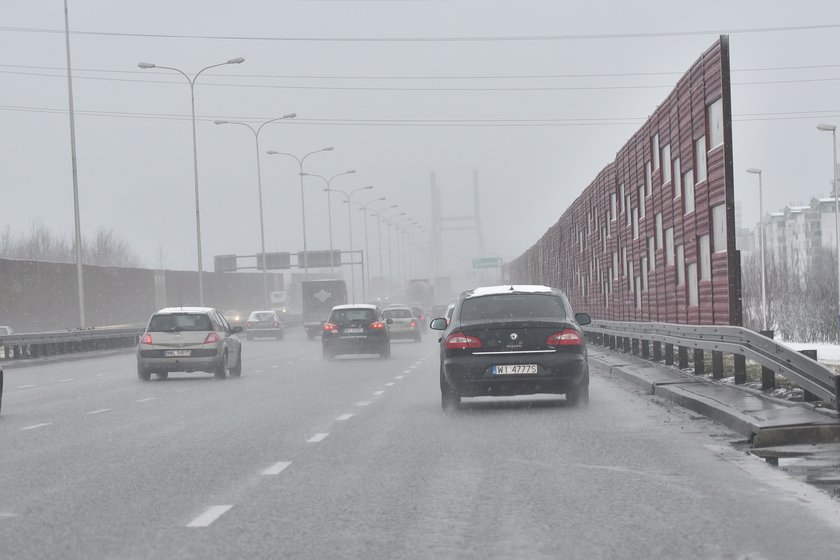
(575, 312, 591, 326)
(430, 318, 448, 330)
(385, 318, 394, 325)
(232, 326, 244, 333)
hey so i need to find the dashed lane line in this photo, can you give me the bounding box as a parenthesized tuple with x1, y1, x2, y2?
(186, 505, 234, 528)
(355, 401, 371, 407)
(261, 461, 292, 476)
(137, 397, 156, 403)
(175, 388, 190, 394)
(271, 365, 280, 369)
(307, 433, 329, 443)
(20, 423, 52, 431)
(58, 378, 75, 383)
(395, 376, 404, 380)
(16, 385, 36, 389)
(401, 370, 411, 374)
(0, 513, 18, 519)
(372, 391, 385, 396)
(254, 369, 264, 374)
(336, 414, 354, 421)
(87, 408, 111, 415)
(385, 383, 395, 386)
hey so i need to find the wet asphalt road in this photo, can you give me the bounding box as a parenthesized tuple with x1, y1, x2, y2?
(2, 330, 840, 559)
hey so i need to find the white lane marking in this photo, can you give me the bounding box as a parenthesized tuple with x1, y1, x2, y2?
(307, 433, 329, 443)
(137, 397, 156, 403)
(0, 513, 18, 519)
(336, 414, 354, 421)
(254, 369, 264, 373)
(372, 390, 385, 396)
(261, 461, 292, 476)
(271, 365, 280, 369)
(395, 375, 404, 379)
(409, 365, 418, 369)
(401, 370, 411, 374)
(355, 401, 371, 407)
(95, 373, 107, 377)
(287, 361, 295, 365)
(58, 378, 75, 383)
(385, 383, 395, 387)
(16, 385, 36, 389)
(21, 423, 52, 431)
(87, 408, 111, 415)
(175, 388, 190, 394)
(186, 505, 234, 528)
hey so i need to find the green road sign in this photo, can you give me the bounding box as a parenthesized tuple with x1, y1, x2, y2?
(473, 257, 502, 269)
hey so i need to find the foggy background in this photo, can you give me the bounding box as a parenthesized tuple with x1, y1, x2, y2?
(2, 0, 839, 277)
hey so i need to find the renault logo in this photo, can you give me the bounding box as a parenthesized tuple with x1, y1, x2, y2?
(510, 333, 519, 341)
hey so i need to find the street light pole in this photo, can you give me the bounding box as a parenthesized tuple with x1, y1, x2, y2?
(214, 114, 296, 309)
(818, 124, 840, 339)
(300, 170, 356, 274)
(139, 56, 245, 305)
(267, 148, 334, 279)
(382, 211, 406, 296)
(328, 185, 373, 303)
(353, 198, 388, 299)
(746, 169, 767, 331)
(369, 204, 398, 298)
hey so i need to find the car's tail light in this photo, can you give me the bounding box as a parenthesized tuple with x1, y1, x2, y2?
(546, 329, 583, 346)
(246, 322, 253, 329)
(273, 321, 280, 328)
(203, 332, 221, 344)
(370, 321, 385, 330)
(445, 332, 482, 350)
(323, 322, 339, 333)
(409, 320, 417, 328)
(140, 333, 153, 345)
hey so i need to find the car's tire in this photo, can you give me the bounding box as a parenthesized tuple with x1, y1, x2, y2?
(380, 344, 391, 359)
(566, 371, 590, 406)
(323, 348, 335, 361)
(307, 331, 316, 341)
(277, 332, 284, 341)
(440, 367, 460, 411)
(214, 353, 228, 379)
(137, 366, 151, 382)
(155, 372, 169, 380)
(414, 333, 422, 343)
(229, 350, 242, 377)
(0, 367, 4, 415)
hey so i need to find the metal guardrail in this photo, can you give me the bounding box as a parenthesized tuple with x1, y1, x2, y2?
(584, 320, 840, 410)
(0, 325, 144, 362)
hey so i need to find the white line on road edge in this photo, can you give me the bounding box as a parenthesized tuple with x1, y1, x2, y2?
(372, 390, 385, 396)
(385, 383, 395, 386)
(271, 365, 280, 369)
(254, 369, 264, 373)
(137, 397, 156, 403)
(16, 385, 36, 389)
(261, 461, 292, 476)
(95, 373, 107, 377)
(401, 370, 411, 374)
(175, 389, 190, 393)
(21, 423, 52, 431)
(287, 361, 295, 365)
(409, 365, 418, 369)
(0, 513, 18, 519)
(87, 408, 111, 415)
(58, 378, 75, 383)
(355, 401, 371, 407)
(186, 505, 234, 528)
(307, 433, 329, 443)
(395, 376, 404, 379)
(336, 414, 354, 421)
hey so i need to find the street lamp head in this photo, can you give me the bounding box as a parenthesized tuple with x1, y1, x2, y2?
(818, 124, 837, 132)
(746, 168, 761, 175)
(283, 113, 297, 119)
(137, 62, 156, 69)
(363, 185, 373, 190)
(267, 150, 279, 155)
(214, 120, 228, 125)
(346, 170, 357, 175)
(227, 57, 246, 64)
(375, 196, 386, 201)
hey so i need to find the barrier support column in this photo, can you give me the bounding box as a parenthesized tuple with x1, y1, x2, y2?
(712, 351, 724, 380)
(760, 330, 775, 390)
(800, 349, 820, 402)
(678, 346, 689, 369)
(652, 341, 662, 362)
(734, 354, 747, 384)
(665, 343, 674, 365)
(631, 339, 639, 356)
(694, 349, 705, 376)
(641, 340, 650, 359)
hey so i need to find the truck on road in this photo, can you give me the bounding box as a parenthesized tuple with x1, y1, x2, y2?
(301, 279, 348, 339)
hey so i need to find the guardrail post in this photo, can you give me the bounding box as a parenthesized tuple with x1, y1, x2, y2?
(712, 351, 724, 380)
(631, 338, 640, 356)
(641, 340, 650, 359)
(760, 330, 776, 391)
(609, 335, 616, 350)
(734, 354, 747, 384)
(693, 349, 705, 376)
(652, 341, 662, 362)
(799, 349, 820, 402)
(623, 337, 631, 353)
(678, 346, 689, 369)
(665, 343, 674, 365)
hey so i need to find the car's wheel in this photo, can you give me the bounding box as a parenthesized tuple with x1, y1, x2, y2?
(277, 332, 284, 341)
(323, 348, 335, 360)
(380, 344, 391, 359)
(229, 349, 242, 377)
(440, 367, 460, 411)
(0, 368, 4, 415)
(214, 353, 228, 379)
(155, 372, 169, 380)
(137, 366, 151, 382)
(414, 333, 422, 343)
(307, 331, 316, 341)
(566, 370, 590, 406)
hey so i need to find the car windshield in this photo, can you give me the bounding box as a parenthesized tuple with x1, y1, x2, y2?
(147, 313, 213, 332)
(250, 312, 276, 321)
(383, 309, 412, 319)
(331, 308, 377, 323)
(459, 294, 567, 322)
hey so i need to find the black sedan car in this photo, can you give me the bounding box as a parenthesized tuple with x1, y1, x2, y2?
(431, 285, 591, 410)
(322, 304, 391, 359)
(0, 366, 3, 415)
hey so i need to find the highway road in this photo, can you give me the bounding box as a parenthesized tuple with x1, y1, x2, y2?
(2, 330, 840, 559)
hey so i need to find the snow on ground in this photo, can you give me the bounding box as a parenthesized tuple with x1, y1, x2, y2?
(781, 341, 840, 366)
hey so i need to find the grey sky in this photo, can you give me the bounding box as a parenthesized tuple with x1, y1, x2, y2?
(2, 0, 840, 274)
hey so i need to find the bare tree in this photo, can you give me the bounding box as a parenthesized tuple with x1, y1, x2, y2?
(0, 223, 141, 268)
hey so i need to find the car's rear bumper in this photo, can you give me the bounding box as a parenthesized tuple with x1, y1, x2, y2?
(389, 329, 420, 339)
(323, 336, 387, 355)
(442, 351, 587, 397)
(247, 328, 283, 337)
(137, 348, 222, 373)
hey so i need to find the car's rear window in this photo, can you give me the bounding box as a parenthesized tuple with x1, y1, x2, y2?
(383, 309, 413, 319)
(459, 294, 567, 322)
(250, 312, 276, 321)
(330, 308, 377, 323)
(148, 313, 213, 332)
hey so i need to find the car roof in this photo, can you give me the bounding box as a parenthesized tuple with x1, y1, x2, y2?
(155, 307, 216, 315)
(384, 306, 412, 311)
(249, 310, 278, 315)
(465, 285, 555, 298)
(332, 304, 378, 310)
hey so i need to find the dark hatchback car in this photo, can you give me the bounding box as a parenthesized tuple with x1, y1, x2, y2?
(322, 304, 391, 359)
(431, 285, 591, 410)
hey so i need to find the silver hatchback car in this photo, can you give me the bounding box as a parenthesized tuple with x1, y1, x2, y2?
(136, 307, 243, 380)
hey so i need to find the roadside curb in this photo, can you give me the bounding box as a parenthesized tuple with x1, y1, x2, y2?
(590, 351, 840, 447)
(0, 348, 134, 370)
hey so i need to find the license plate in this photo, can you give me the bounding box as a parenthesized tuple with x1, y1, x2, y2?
(493, 364, 537, 375)
(344, 328, 364, 334)
(164, 350, 192, 357)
